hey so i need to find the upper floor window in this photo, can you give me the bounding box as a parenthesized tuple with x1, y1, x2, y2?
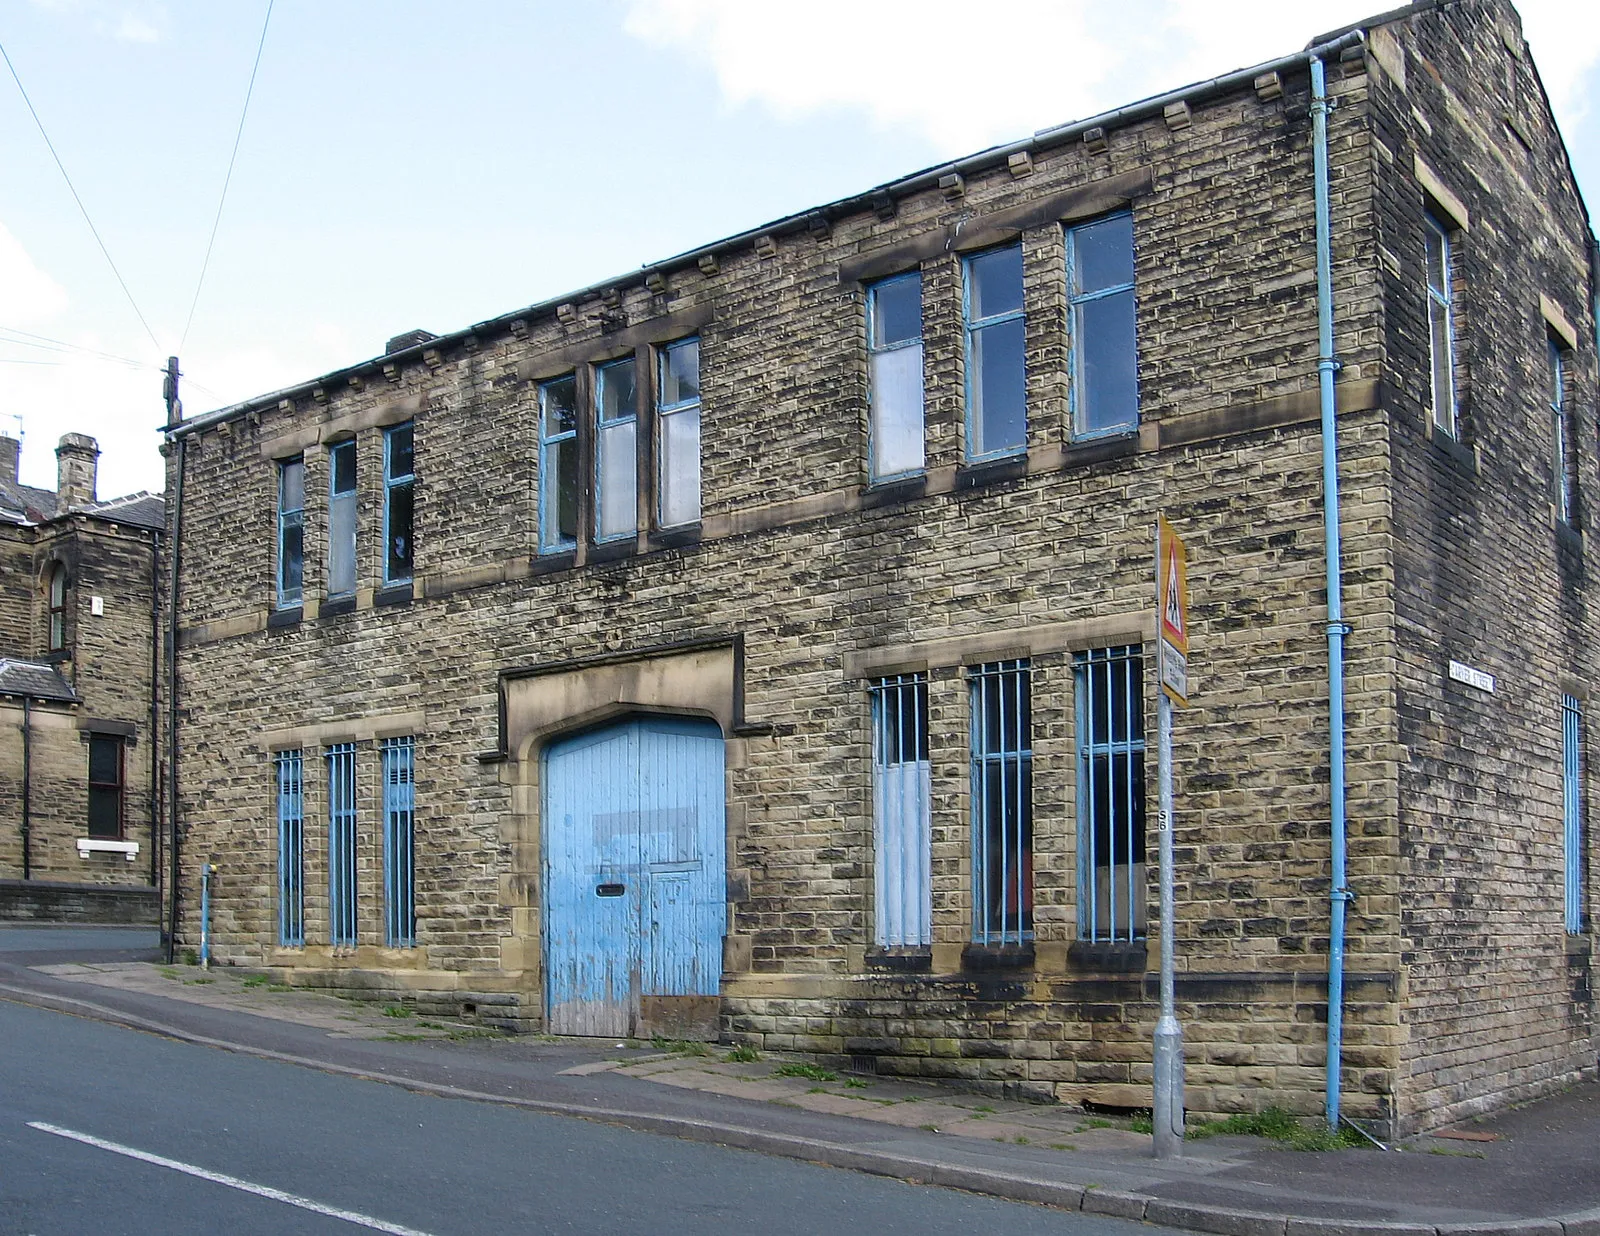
(276, 458, 304, 610)
(1550, 337, 1573, 523)
(657, 338, 701, 527)
(327, 441, 357, 598)
(47, 563, 67, 652)
(963, 245, 1026, 461)
(383, 422, 415, 585)
(1067, 212, 1139, 437)
(539, 374, 579, 553)
(1425, 213, 1459, 436)
(867, 272, 924, 480)
(595, 356, 639, 543)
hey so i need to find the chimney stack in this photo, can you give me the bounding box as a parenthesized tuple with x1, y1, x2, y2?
(0, 436, 19, 489)
(56, 433, 99, 511)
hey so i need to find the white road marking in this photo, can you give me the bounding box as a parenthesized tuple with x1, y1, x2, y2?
(27, 1121, 435, 1235)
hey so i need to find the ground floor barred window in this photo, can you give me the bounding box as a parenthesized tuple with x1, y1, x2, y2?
(327, 742, 358, 948)
(969, 659, 1033, 945)
(276, 750, 304, 947)
(382, 737, 416, 948)
(871, 674, 931, 948)
(1076, 646, 1147, 942)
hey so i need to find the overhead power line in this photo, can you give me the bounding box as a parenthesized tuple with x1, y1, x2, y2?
(179, 0, 275, 353)
(0, 324, 155, 370)
(0, 37, 163, 354)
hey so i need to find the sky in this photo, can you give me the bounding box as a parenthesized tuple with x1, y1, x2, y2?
(2, 0, 1597, 501)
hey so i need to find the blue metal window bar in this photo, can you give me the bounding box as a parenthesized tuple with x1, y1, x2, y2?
(1564, 694, 1584, 935)
(539, 374, 579, 552)
(381, 737, 416, 948)
(867, 272, 925, 480)
(871, 674, 931, 947)
(1551, 339, 1571, 523)
(1076, 646, 1147, 942)
(657, 337, 701, 528)
(594, 356, 638, 543)
(327, 742, 358, 948)
(276, 750, 304, 946)
(1066, 211, 1140, 439)
(382, 422, 415, 585)
(969, 660, 1032, 945)
(276, 457, 304, 610)
(962, 245, 1027, 462)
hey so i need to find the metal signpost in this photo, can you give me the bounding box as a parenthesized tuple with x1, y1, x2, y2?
(1153, 515, 1188, 1158)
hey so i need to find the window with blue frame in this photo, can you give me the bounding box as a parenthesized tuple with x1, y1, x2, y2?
(539, 374, 579, 552)
(327, 742, 357, 948)
(1076, 646, 1147, 942)
(1550, 337, 1573, 523)
(969, 659, 1032, 944)
(595, 357, 639, 542)
(1067, 213, 1139, 437)
(327, 440, 357, 598)
(383, 422, 415, 585)
(276, 457, 304, 609)
(867, 272, 924, 480)
(963, 245, 1026, 461)
(381, 737, 416, 948)
(658, 338, 702, 527)
(871, 673, 931, 948)
(1564, 694, 1584, 935)
(276, 750, 304, 947)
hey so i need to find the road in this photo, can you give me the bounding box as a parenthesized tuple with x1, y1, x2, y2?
(0, 959, 1163, 1235)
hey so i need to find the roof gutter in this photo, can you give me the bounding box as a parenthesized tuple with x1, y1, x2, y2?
(166, 29, 1369, 444)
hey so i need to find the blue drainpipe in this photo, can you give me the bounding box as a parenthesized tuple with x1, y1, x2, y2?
(1310, 51, 1353, 1129)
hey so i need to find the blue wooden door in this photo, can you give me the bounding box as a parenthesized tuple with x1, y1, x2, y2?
(543, 716, 725, 1036)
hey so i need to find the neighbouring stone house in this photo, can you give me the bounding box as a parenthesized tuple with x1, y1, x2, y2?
(163, 0, 1596, 1136)
(0, 432, 164, 903)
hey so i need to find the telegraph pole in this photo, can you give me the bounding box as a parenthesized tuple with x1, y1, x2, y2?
(163, 356, 182, 964)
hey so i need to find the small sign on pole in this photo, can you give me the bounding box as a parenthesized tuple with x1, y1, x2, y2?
(1158, 515, 1189, 706)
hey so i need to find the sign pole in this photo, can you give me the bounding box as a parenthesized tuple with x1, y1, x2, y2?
(1153, 516, 1187, 1159)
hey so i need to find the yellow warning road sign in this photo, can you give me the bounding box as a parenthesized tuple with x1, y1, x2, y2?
(1157, 515, 1190, 706)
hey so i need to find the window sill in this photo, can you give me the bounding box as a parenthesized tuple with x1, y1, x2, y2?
(650, 523, 703, 551)
(267, 606, 302, 630)
(530, 549, 577, 577)
(1555, 518, 1583, 559)
(1062, 432, 1139, 469)
(320, 595, 356, 619)
(1429, 424, 1479, 475)
(375, 582, 415, 608)
(1565, 932, 1592, 956)
(77, 838, 139, 862)
(954, 454, 1028, 491)
(1068, 939, 1148, 973)
(588, 539, 635, 565)
(865, 948, 933, 973)
(861, 474, 927, 509)
(960, 942, 1035, 971)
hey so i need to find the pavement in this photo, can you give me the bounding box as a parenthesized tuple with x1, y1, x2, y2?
(2, 923, 1597, 1236)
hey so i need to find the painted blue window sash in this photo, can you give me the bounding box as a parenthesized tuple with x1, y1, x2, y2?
(594, 356, 638, 544)
(1066, 212, 1139, 440)
(962, 247, 1026, 463)
(276, 750, 305, 947)
(969, 659, 1032, 945)
(382, 422, 414, 586)
(1551, 340, 1571, 523)
(276, 458, 303, 610)
(1076, 646, 1147, 943)
(381, 737, 416, 948)
(870, 673, 932, 948)
(538, 375, 578, 553)
(327, 742, 358, 948)
(1564, 694, 1584, 935)
(866, 272, 925, 481)
(1425, 214, 1458, 436)
(656, 337, 701, 528)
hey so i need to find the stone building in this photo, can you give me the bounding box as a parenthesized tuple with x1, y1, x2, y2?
(0, 432, 164, 906)
(163, 0, 1595, 1136)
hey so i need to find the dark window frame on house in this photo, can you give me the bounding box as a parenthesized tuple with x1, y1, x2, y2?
(969, 658, 1032, 945)
(87, 732, 124, 840)
(1066, 211, 1140, 439)
(276, 457, 304, 610)
(327, 741, 358, 948)
(962, 244, 1027, 463)
(1076, 645, 1148, 943)
(381, 735, 416, 948)
(1549, 335, 1575, 524)
(276, 749, 305, 947)
(870, 672, 931, 948)
(326, 439, 358, 599)
(538, 373, 580, 554)
(47, 562, 68, 652)
(383, 422, 415, 587)
(1425, 212, 1460, 437)
(656, 336, 702, 528)
(866, 271, 925, 481)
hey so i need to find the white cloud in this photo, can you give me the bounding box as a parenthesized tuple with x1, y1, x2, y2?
(0, 223, 70, 325)
(1519, 0, 1600, 123)
(27, 0, 167, 44)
